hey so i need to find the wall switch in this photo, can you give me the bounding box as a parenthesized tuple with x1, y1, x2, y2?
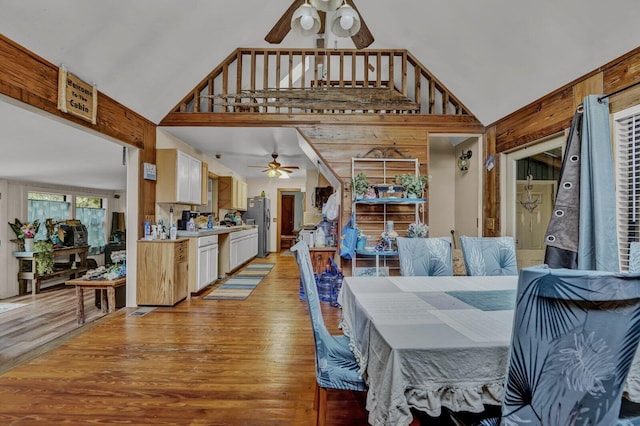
(486, 217, 495, 230)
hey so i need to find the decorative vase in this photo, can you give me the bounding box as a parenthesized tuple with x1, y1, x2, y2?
(24, 238, 34, 252)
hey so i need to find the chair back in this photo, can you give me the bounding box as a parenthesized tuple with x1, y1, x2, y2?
(397, 236, 453, 276)
(291, 241, 339, 383)
(500, 266, 640, 425)
(460, 236, 517, 276)
(630, 242, 640, 273)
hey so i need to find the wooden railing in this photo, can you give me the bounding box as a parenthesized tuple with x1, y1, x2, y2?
(171, 48, 473, 116)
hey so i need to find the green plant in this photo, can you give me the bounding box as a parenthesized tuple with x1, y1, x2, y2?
(395, 174, 429, 197)
(350, 172, 370, 198)
(34, 240, 54, 276)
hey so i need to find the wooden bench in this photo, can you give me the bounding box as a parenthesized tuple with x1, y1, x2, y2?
(65, 277, 126, 324)
(280, 235, 296, 250)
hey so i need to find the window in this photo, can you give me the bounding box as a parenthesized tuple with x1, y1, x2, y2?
(614, 104, 640, 271)
(27, 192, 70, 241)
(27, 191, 107, 255)
(76, 197, 106, 255)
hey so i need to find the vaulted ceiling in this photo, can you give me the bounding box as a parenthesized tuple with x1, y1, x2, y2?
(1, 0, 639, 186)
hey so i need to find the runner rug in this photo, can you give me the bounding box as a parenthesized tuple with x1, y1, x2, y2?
(203, 262, 275, 300)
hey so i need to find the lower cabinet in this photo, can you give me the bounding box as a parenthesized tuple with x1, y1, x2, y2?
(219, 228, 259, 276)
(196, 235, 218, 292)
(137, 239, 188, 306)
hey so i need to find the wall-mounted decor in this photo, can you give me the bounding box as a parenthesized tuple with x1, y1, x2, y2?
(143, 162, 157, 181)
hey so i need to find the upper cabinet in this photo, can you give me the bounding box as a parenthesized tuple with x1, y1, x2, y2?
(157, 149, 203, 205)
(218, 176, 248, 211)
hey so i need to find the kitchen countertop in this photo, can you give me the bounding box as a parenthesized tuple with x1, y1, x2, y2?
(176, 225, 257, 238)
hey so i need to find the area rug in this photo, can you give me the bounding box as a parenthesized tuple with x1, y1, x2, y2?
(0, 303, 27, 314)
(203, 262, 275, 300)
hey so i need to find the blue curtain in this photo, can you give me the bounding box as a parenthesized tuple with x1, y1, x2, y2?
(544, 95, 619, 272)
(77, 207, 106, 255)
(28, 200, 71, 241)
(578, 95, 619, 271)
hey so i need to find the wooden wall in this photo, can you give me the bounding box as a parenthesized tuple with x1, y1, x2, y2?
(483, 46, 640, 236)
(0, 34, 156, 238)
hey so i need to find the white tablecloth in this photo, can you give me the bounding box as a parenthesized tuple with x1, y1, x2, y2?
(338, 275, 640, 426)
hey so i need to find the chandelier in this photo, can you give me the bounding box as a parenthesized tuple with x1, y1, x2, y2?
(291, 0, 361, 38)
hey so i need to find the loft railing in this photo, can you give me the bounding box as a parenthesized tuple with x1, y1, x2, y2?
(171, 48, 474, 116)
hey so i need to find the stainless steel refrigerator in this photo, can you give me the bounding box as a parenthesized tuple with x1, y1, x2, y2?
(242, 196, 271, 257)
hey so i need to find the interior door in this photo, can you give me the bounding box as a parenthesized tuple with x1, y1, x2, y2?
(281, 195, 294, 236)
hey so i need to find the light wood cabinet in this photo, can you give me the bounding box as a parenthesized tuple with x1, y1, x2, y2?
(156, 149, 203, 205)
(137, 239, 188, 306)
(219, 176, 248, 211)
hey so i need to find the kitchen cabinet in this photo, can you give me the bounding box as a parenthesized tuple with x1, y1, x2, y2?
(219, 176, 248, 211)
(137, 239, 188, 306)
(186, 234, 219, 294)
(219, 227, 258, 276)
(156, 149, 203, 205)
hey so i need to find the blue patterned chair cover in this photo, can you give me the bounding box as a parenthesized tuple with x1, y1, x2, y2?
(629, 242, 640, 273)
(397, 236, 453, 276)
(291, 241, 366, 424)
(460, 236, 518, 276)
(478, 266, 640, 426)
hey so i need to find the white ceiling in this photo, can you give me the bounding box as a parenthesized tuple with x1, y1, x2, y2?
(1, 0, 639, 188)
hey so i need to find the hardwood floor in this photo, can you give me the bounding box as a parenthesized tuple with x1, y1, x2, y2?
(0, 252, 371, 425)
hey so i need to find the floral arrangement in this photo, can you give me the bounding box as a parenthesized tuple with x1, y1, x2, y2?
(407, 222, 429, 238)
(34, 240, 54, 275)
(8, 218, 40, 240)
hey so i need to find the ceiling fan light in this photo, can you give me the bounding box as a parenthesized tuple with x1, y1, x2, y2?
(266, 169, 277, 178)
(278, 171, 290, 179)
(309, 0, 342, 12)
(331, 4, 360, 37)
(291, 3, 321, 36)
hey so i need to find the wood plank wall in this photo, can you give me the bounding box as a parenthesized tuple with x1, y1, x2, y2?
(0, 34, 156, 238)
(483, 46, 640, 236)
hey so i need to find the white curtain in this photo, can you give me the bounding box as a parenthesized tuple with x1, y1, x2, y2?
(28, 200, 70, 241)
(77, 207, 106, 255)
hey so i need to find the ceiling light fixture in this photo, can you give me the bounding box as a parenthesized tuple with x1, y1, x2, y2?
(291, 0, 360, 38)
(291, 1, 321, 36)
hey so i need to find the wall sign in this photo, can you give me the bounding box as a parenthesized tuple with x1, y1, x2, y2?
(143, 162, 157, 181)
(57, 66, 97, 124)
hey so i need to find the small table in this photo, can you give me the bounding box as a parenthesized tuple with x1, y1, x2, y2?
(65, 277, 126, 324)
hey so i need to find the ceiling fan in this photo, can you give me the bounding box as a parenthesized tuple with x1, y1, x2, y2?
(250, 153, 300, 178)
(265, 0, 374, 49)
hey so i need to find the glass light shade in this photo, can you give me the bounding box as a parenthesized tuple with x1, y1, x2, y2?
(266, 169, 277, 178)
(330, 4, 360, 37)
(291, 4, 321, 36)
(309, 0, 342, 12)
(278, 171, 290, 179)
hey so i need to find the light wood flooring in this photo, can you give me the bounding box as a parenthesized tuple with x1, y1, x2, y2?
(0, 252, 374, 425)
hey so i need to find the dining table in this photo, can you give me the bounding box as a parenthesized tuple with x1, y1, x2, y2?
(338, 275, 640, 426)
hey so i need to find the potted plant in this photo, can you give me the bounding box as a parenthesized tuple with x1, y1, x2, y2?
(34, 240, 54, 276)
(350, 172, 370, 200)
(395, 174, 429, 199)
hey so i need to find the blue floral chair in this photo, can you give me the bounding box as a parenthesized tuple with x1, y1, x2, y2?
(291, 241, 367, 426)
(460, 236, 518, 276)
(629, 242, 640, 273)
(477, 266, 640, 426)
(397, 236, 453, 276)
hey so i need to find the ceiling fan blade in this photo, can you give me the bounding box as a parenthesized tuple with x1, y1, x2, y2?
(265, 0, 304, 44)
(349, 1, 374, 49)
(280, 166, 300, 169)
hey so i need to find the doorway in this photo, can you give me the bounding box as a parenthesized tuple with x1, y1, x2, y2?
(501, 135, 564, 266)
(277, 189, 303, 251)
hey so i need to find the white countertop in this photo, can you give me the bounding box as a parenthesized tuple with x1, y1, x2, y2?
(176, 225, 257, 238)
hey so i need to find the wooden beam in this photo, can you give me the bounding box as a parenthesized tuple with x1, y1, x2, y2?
(160, 111, 485, 132)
